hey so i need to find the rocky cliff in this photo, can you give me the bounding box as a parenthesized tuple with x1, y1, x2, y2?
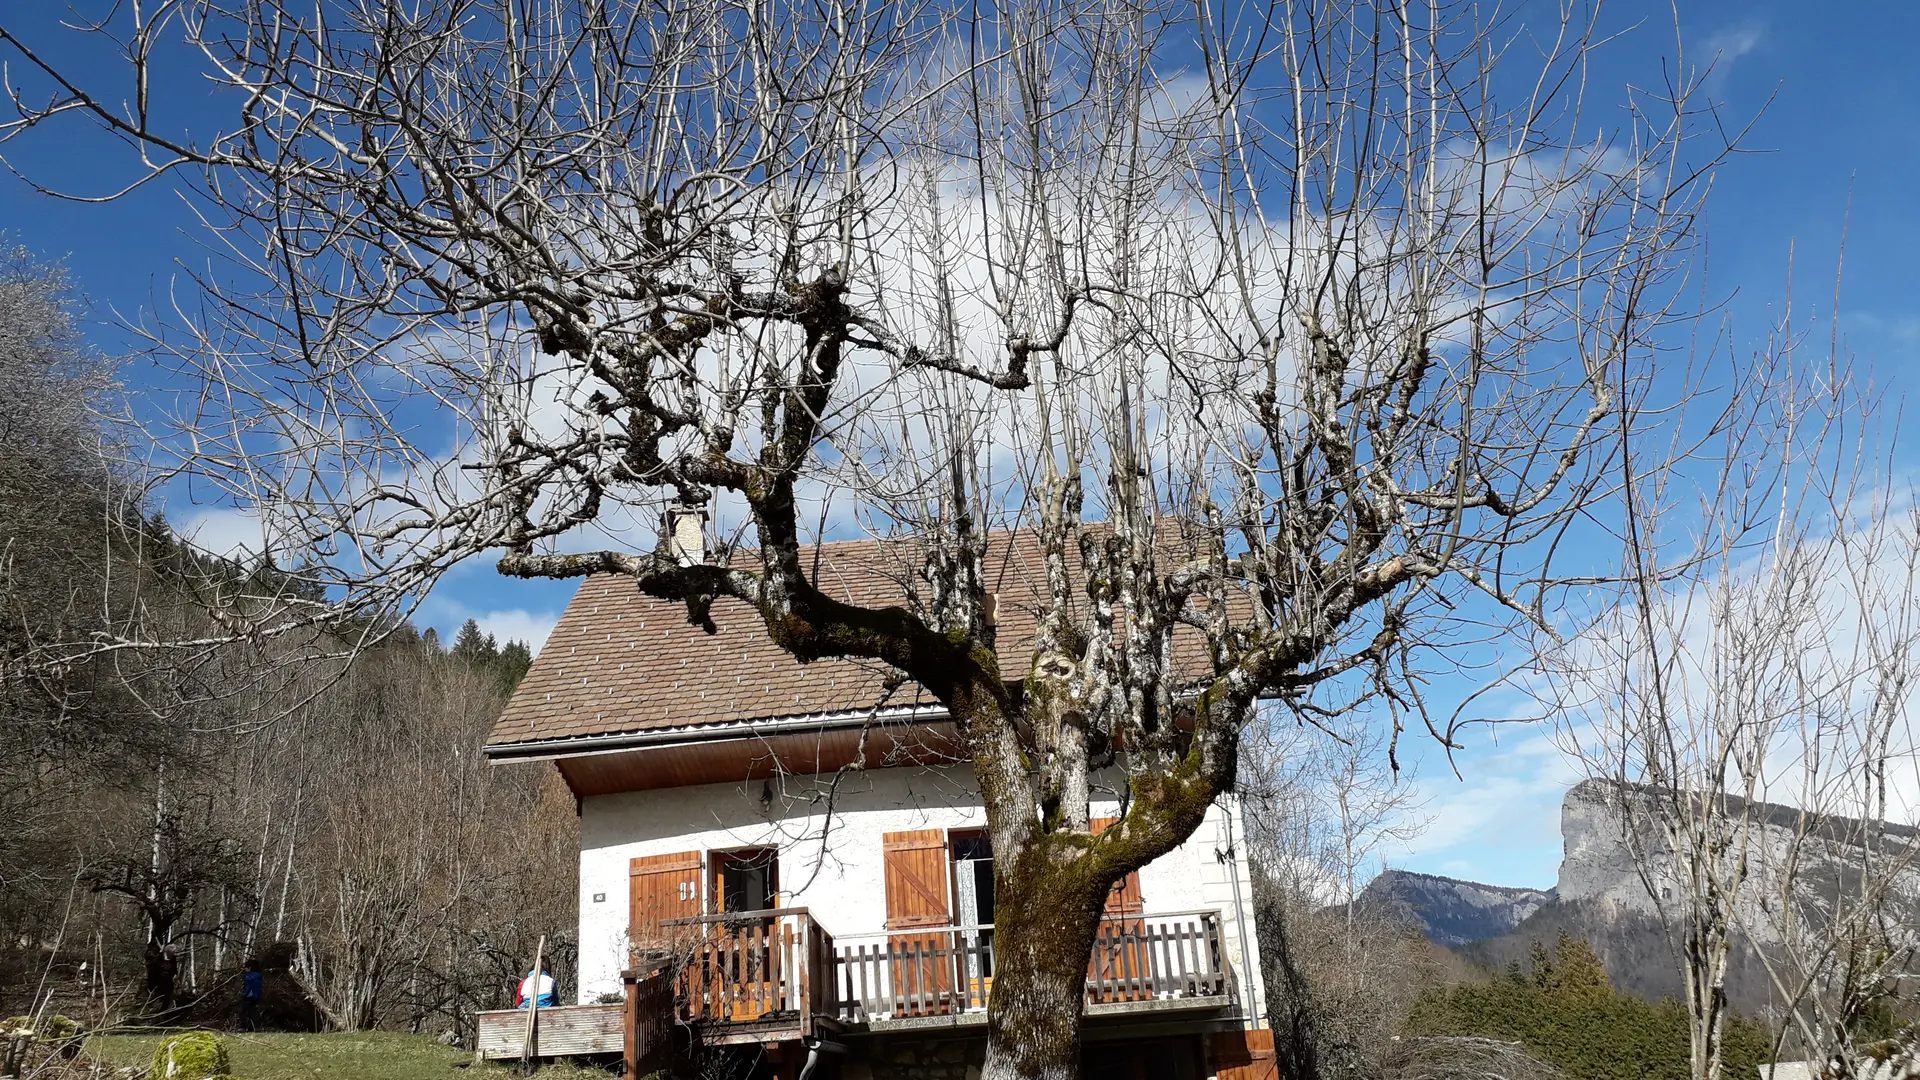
(1555, 777, 1920, 947)
(1554, 779, 1656, 912)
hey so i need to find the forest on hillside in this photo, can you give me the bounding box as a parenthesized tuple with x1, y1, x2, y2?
(0, 248, 576, 1041)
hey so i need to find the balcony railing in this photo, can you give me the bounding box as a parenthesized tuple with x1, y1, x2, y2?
(630, 906, 1235, 1034)
(655, 907, 839, 1035)
(830, 909, 1234, 1023)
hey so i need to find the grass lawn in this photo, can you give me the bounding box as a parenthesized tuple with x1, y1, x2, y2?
(87, 1030, 614, 1080)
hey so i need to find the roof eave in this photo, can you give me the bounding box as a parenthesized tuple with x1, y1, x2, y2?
(483, 702, 953, 764)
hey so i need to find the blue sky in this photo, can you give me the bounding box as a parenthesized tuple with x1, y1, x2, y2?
(1382, 0, 1920, 890)
(1, 0, 1915, 890)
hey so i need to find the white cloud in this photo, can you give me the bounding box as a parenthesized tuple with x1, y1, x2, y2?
(416, 580, 566, 654)
(1397, 732, 1581, 888)
(472, 608, 562, 653)
(1701, 19, 1766, 89)
(176, 505, 291, 560)
(1544, 474, 1920, 831)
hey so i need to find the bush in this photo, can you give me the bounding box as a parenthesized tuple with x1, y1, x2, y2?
(151, 1031, 232, 1079)
(1406, 934, 1773, 1080)
(39, 1014, 79, 1041)
(4, 1014, 79, 1039)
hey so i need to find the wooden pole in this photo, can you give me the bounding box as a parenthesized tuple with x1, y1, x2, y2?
(520, 934, 545, 1075)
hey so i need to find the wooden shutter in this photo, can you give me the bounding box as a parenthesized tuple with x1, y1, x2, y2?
(629, 851, 704, 954)
(1088, 818, 1151, 1002)
(1089, 818, 1145, 914)
(882, 829, 953, 1015)
(882, 830, 952, 928)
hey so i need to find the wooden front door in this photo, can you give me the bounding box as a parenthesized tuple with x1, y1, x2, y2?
(704, 848, 782, 1022)
(1087, 818, 1153, 1003)
(882, 829, 954, 1016)
(629, 851, 704, 959)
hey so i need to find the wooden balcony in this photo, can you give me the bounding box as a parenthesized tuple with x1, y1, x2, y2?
(636, 907, 841, 1047)
(830, 909, 1236, 1027)
(624, 906, 1237, 1056)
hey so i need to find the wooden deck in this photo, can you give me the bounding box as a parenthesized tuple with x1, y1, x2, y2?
(474, 1003, 624, 1060)
(618, 905, 844, 1065)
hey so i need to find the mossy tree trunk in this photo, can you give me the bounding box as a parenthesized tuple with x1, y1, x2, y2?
(978, 857, 1108, 1080)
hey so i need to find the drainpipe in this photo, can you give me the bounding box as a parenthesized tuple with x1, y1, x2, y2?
(797, 1037, 848, 1080)
(1216, 796, 1260, 1024)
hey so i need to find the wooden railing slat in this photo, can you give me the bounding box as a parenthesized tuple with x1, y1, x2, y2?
(908, 939, 922, 1014)
(1178, 920, 1194, 993)
(825, 909, 1230, 1022)
(857, 943, 870, 1020)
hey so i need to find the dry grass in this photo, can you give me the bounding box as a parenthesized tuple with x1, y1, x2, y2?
(85, 1030, 613, 1080)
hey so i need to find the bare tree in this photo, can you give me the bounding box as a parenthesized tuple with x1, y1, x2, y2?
(1243, 716, 1443, 1080)
(0, 242, 185, 1008)
(1255, 886, 1452, 1080)
(1549, 371, 1802, 1080)
(1, 1, 1732, 1075)
(0, 244, 568, 1028)
(283, 640, 576, 1033)
(1250, 716, 1430, 920)
(1552, 346, 1920, 1080)
(86, 806, 253, 1017)
(1738, 493, 1920, 1074)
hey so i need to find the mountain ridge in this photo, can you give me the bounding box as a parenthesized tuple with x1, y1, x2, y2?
(1355, 868, 1556, 947)
(1361, 778, 1920, 1008)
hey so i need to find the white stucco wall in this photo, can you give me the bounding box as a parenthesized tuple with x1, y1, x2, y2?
(576, 763, 1267, 1023)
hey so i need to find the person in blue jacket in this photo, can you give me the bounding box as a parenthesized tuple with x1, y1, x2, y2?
(239, 959, 265, 1030)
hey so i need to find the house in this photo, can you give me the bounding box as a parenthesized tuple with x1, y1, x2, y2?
(483, 531, 1276, 1080)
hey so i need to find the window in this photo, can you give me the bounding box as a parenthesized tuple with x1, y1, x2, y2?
(710, 847, 779, 916)
(951, 831, 995, 978)
(950, 832, 995, 927)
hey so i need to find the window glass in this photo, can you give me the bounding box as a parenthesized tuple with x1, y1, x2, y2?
(713, 848, 778, 914)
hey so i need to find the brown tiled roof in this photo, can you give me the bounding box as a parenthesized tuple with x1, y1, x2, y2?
(485, 527, 1218, 749)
